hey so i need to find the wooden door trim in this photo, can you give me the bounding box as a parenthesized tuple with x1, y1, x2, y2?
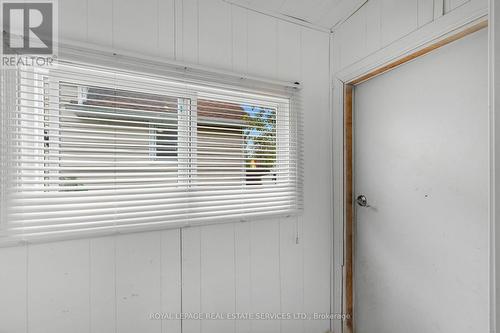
(342, 19, 487, 333)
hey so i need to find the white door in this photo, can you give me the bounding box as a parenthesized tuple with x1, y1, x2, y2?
(353, 29, 488, 333)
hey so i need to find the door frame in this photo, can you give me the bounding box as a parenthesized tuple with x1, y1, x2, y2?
(338, 19, 488, 333)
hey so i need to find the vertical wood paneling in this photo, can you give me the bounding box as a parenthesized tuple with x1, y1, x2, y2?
(277, 21, 302, 82)
(115, 232, 162, 333)
(90, 237, 116, 333)
(158, 0, 176, 59)
(234, 222, 252, 333)
(112, 0, 159, 54)
(279, 217, 304, 333)
(28, 240, 90, 333)
(87, 0, 113, 48)
(333, 0, 485, 73)
(198, 0, 232, 69)
(417, 0, 435, 27)
(174, 0, 184, 61)
(181, 228, 201, 333)
(381, 0, 418, 46)
(247, 11, 278, 78)
(0, 3, 333, 333)
(200, 224, 236, 333)
(59, 0, 87, 41)
(161, 230, 182, 333)
(444, 0, 452, 11)
(301, 27, 332, 333)
(0, 245, 27, 333)
(249, 220, 281, 333)
(179, 0, 199, 64)
(434, 0, 445, 19)
(276, 20, 304, 333)
(338, 6, 366, 69)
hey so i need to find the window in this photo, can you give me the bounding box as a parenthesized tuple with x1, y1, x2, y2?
(0, 60, 301, 243)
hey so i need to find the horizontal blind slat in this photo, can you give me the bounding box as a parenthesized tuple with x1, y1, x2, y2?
(2, 57, 302, 243)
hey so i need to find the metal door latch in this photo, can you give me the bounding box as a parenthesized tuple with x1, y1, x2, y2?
(356, 195, 370, 207)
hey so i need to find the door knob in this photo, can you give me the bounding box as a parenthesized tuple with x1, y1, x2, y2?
(356, 195, 370, 207)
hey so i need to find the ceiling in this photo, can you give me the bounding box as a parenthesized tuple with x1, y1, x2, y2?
(224, 0, 366, 30)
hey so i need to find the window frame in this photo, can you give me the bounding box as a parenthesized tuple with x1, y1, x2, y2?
(27, 65, 290, 193)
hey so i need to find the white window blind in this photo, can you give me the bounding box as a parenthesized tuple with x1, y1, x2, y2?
(0, 54, 302, 244)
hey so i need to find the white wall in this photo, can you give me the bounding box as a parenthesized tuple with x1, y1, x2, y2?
(0, 1, 332, 333)
(332, 0, 487, 72)
(492, 0, 500, 330)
